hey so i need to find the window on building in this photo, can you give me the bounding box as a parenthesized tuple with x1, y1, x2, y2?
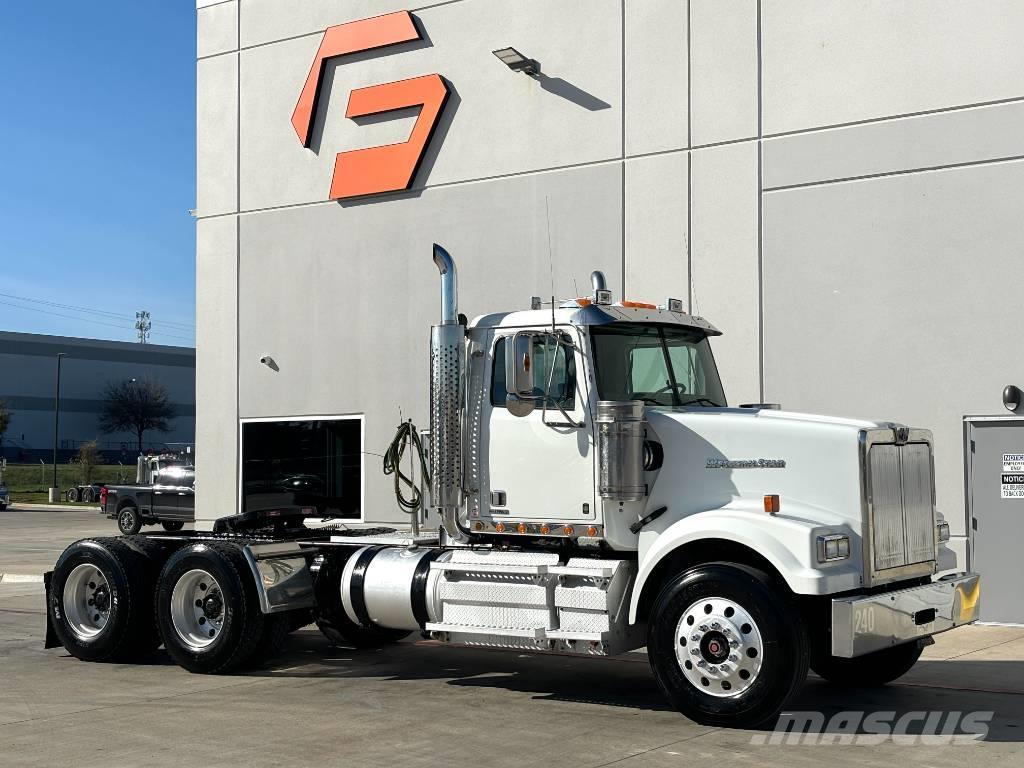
(490, 334, 576, 410)
(241, 418, 362, 519)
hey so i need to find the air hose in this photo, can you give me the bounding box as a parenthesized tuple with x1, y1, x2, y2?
(382, 420, 431, 517)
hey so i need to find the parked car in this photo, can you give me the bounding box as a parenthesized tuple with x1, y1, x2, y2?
(101, 455, 195, 534)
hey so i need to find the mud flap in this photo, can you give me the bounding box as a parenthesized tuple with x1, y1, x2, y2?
(43, 570, 61, 650)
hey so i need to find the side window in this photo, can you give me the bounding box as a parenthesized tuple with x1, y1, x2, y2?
(490, 334, 576, 410)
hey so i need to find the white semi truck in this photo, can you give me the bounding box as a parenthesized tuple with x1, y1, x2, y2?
(45, 245, 980, 727)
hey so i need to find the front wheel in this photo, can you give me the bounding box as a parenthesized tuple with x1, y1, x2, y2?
(66, 488, 79, 503)
(811, 641, 923, 687)
(117, 507, 142, 535)
(647, 562, 809, 728)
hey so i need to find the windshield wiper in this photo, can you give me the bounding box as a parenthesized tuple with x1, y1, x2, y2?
(676, 397, 722, 408)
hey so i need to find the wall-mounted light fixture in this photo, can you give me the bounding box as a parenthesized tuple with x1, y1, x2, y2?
(492, 47, 540, 76)
(1004, 384, 1022, 413)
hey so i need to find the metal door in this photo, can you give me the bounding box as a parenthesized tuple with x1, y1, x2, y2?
(965, 416, 1024, 624)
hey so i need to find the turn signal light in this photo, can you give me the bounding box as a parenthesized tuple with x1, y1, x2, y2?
(517, 523, 528, 534)
(495, 522, 506, 533)
(764, 495, 780, 515)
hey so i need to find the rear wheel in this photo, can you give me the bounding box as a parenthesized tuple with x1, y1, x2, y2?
(117, 506, 142, 535)
(81, 488, 95, 503)
(49, 538, 160, 661)
(66, 488, 79, 503)
(161, 521, 185, 532)
(156, 542, 266, 673)
(647, 562, 809, 728)
(811, 641, 923, 687)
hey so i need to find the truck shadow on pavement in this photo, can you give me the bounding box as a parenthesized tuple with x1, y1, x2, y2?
(231, 630, 1024, 741)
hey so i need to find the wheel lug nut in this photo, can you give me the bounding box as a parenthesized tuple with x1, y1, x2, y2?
(699, 624, 709, 632)
(711, 621, 721, 629)
(690, 648, 700, 656)
(707, 665, 717, 673)
(690, 634, 700, 642)
(729, 654, 739, 662)
(729, 640, 739, 648)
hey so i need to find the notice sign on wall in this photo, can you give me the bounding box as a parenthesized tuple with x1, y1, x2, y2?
(1002, 454, 1024, 498)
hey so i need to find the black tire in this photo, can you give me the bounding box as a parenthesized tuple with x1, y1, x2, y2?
(117, 506, 142, 535)
(252, 614, 292, 664)
(161, 521, 185, 532)
(48, 537, 161, 662)
(811, 641, 923, 687)
(66, 488, 79, 503)
(314, 552, 410, 648)
(156, 542, 266, 674)
(647, 562, 809, 728)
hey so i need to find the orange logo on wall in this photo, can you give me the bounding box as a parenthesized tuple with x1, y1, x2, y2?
(292, 11, 450, 200)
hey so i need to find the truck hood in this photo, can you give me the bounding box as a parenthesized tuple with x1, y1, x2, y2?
(643, 407, 901, 528)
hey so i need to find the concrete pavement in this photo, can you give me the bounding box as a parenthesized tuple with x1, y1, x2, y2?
(0, 508, 1022, 767)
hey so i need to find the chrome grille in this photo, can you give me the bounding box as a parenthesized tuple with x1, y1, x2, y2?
(868, 441, 936, 573)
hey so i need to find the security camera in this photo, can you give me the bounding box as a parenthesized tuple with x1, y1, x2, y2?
(1004, 384, 1022, 413)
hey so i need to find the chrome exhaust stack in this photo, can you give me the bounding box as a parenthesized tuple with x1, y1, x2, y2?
(430, 244, 469, 542)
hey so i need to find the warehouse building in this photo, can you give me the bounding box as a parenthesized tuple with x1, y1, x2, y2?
(195, 0, 1024, 569)
(0, 331, 195, 461)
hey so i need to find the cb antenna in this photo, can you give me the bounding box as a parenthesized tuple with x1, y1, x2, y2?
(545, 196, 556, 332)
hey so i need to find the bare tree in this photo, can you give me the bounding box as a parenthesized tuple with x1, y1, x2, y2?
(0, 399, 10, 450)
(77, 441, 100, 485)
(99, 379, 177, 453)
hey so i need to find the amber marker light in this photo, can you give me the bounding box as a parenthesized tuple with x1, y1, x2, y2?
(540, 524, 551, 535)
(494, 522, 506, 533)
(517, 523, 528, 534)
(474, 522, 484, 531)
(563, 525, 575, 536)
(764, 495, 780, 515)
(586, 526, 598, 537)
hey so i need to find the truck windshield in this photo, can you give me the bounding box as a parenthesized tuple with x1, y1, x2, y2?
(590, 323, 726, 407)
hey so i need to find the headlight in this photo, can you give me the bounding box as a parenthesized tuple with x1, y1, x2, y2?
(936, 521, 951, 543)
(817, 534, 851, 563)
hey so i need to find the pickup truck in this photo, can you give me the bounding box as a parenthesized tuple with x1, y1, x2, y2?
(101, 457, 194, 534)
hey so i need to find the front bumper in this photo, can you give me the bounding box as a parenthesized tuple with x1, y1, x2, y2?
(831, 572, 980, 658)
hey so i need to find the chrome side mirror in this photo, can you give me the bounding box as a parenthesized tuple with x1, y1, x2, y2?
(506, 332, 536, 417)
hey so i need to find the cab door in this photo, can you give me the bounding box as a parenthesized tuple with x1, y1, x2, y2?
(483, 328, 596, 524)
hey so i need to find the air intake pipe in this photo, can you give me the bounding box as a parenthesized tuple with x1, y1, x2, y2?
(430, 244, 469, 542)
(591, 270, 607, 292)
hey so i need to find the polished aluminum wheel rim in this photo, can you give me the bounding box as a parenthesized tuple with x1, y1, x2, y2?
(62, 563, 111, 641)
(170, 569, 225, 651)
(675, 596, 764, 698)
(118, 509, 135, 531)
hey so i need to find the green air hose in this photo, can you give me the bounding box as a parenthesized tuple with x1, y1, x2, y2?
(382, 420, 431, 516)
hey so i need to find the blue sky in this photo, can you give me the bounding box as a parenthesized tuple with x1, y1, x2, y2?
(0, 3, 197, 347)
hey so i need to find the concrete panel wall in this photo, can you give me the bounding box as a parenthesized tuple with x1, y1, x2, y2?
(762, 0, 1024, 134)
(237, 163, 622, 522)
(194, 217, 238, 525)
(763, 159, 1024, 535)
(238, 0, 622, 212)
(197, 1, 1022, 553)
(690, 140, 760, 406)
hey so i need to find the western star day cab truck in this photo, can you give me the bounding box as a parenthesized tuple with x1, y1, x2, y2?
(44, 245, 980, 727)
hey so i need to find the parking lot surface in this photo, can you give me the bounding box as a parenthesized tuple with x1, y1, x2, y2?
(1, 507, 1022, 768)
